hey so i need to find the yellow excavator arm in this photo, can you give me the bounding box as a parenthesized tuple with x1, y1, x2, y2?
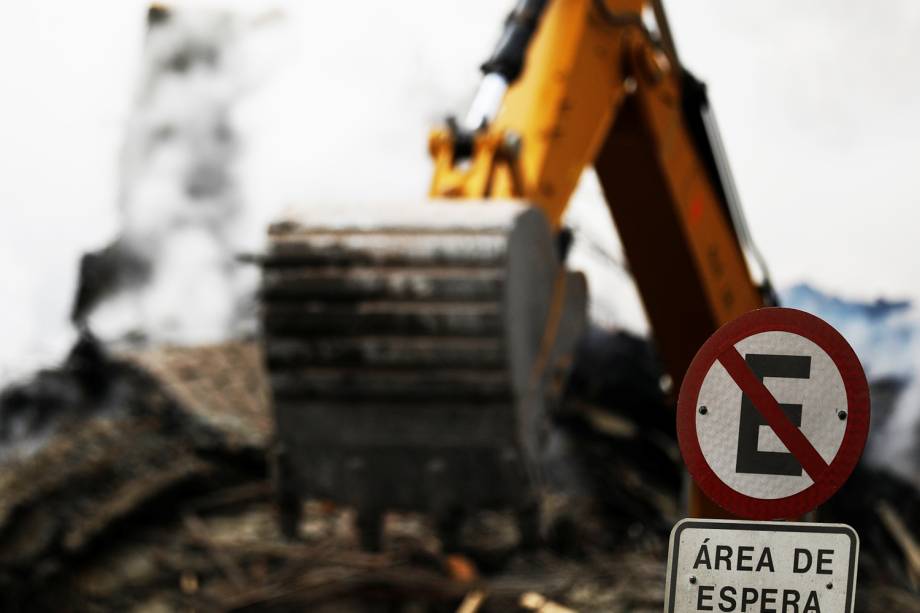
(430, 0, 772, 406)
(429, 0, 775, 516)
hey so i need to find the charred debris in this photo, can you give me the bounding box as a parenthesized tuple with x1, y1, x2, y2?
(0, 330, 915, 612)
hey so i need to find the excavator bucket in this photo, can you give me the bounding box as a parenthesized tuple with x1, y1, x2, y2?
(259, 201, 586, 537)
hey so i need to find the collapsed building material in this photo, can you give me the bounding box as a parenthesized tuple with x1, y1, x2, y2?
(0, 337, 916, 611)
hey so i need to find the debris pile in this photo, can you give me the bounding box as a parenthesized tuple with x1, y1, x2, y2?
(0, 332, 915, 611)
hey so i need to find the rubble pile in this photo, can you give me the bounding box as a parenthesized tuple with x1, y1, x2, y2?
(0, 333, 915, 611)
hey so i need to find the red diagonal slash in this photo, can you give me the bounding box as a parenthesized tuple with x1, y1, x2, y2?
(718, 346, 829, 481)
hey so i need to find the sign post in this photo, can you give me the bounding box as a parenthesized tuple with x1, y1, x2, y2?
(666, 307, 870, 610)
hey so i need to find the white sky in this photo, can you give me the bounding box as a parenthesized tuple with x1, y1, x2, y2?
(1, 1, 919, 378)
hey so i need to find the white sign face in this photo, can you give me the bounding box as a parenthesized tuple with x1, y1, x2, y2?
(665, 519, 858, 613)
(696, 331, 848, 499)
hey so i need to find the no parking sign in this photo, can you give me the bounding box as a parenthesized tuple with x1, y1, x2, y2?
(677, 308, 870, 519)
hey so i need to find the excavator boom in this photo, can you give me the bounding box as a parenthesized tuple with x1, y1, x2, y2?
(431, 0, 769, 373)
(428, 0, 773, 516)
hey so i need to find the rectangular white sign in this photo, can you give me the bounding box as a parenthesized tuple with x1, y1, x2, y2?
(664, 519, 858, 613)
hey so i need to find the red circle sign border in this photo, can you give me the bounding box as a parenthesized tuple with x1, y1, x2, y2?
(677, 307, 871, 519)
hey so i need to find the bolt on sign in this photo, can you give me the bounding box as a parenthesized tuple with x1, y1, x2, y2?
(664, 519, 859, 613)
(676, 308, 870, 519)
